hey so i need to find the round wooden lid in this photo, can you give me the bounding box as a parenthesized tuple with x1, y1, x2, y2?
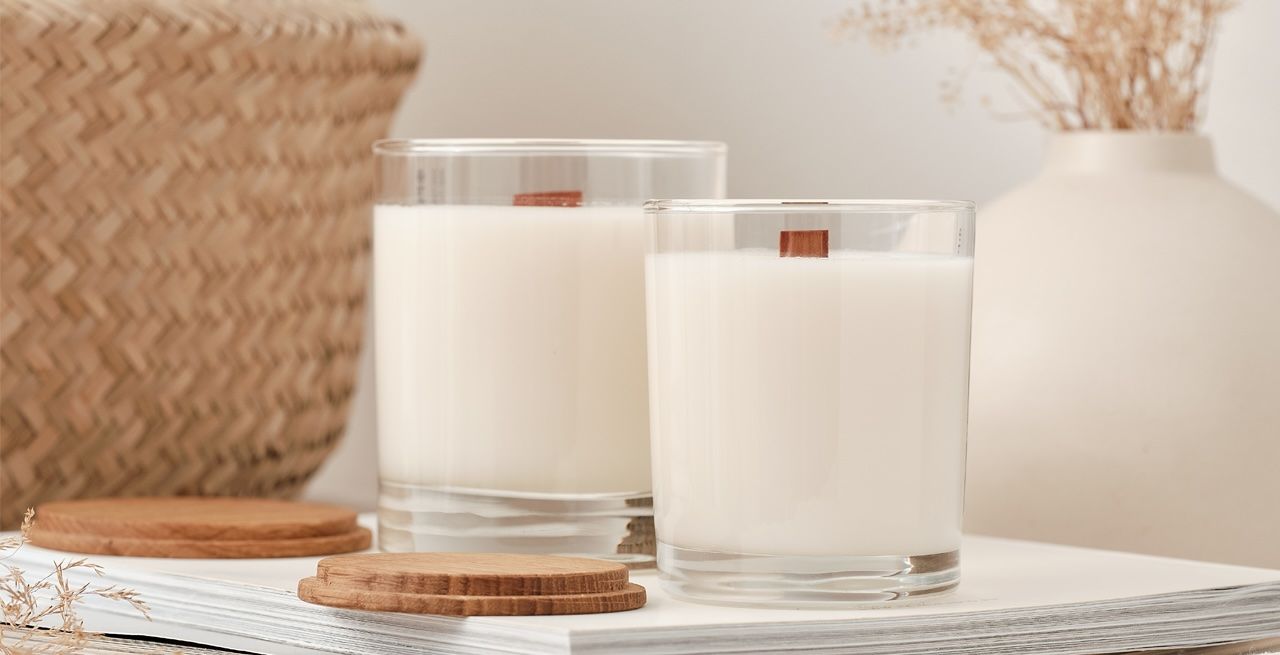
(298, 553, 647, 616)
(29, 497, 371, 559)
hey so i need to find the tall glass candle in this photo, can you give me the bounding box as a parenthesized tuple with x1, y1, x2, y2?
(644, 200, 975, 603)
(373, 139, 726, 563)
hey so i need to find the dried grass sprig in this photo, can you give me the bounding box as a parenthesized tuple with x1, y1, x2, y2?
(1, 509, 151, 654)
(836, 0, 1236, 131)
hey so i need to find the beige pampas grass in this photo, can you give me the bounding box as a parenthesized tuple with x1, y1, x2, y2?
(836, 0, 1236, 130)
(1, 509, 151, 654)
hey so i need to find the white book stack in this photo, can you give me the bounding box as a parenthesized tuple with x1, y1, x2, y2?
(6, 517, 1279, 655)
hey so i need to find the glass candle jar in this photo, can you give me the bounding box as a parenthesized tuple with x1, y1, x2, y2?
(373, 139, 726, 564)
(644, 199, 975, 603)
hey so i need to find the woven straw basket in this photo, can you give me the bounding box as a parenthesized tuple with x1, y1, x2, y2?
(0, 0, 420, 527)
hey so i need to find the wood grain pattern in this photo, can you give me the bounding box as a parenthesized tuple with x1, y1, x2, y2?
(513, 190, 584, 207)
(779, 229, 830, 258)
(297, 577, 646, 617)
(28, 497, 371, 558)
(297, 552, 648, 616)
(314, 553, 630, 596)
(27, 528, 372, 559)
(33, 498, 360, 541)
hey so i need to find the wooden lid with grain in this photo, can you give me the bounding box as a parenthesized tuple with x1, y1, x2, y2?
(29, 497, 371, 559)
(298, 553, 647, 616)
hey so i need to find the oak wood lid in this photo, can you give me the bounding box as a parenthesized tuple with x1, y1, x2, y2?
(28, 497, 371, 559)
(298, 552, 647, 616)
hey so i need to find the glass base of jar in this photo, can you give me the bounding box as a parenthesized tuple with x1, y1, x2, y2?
(378, 481, 655, 566)
(658, 542, 959, 607)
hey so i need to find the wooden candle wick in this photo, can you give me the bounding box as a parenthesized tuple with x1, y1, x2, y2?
(513, 190, 583, 207)
(779, 230, 829, 258)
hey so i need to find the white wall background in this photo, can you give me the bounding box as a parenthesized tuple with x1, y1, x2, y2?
(306, 0, 1280, 509)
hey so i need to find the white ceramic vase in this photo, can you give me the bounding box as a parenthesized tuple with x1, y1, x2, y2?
(967, 131, 1280, 568)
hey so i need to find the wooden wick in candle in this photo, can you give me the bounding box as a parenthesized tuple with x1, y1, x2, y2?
(779, 230, 829, 258)
(513, 190, 583, 207)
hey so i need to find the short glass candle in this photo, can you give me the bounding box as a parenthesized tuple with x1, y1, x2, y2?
(644, 199, 975, 604)
(372, 139, 726, 564)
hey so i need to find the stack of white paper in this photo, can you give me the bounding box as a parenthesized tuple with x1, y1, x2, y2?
(7, 518, 1279, 655)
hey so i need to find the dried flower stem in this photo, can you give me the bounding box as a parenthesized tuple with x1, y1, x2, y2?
(2, 509, 151, 655)
(836, 0, 1236, 131)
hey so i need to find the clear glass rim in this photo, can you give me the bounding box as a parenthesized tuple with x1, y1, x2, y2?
(372, 138, 727, 157)
(644, 199, 974, 214)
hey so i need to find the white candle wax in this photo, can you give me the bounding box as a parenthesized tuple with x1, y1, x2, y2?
(374, 204, 651, 495)
(646, 249, 973, 556)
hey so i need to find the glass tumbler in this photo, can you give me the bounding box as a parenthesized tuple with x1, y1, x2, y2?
(645, 199, 975, 602)
(373, 139, 726, 564)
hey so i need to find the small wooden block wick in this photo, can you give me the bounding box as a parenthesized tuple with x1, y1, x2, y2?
(513, 190, 583, 207)
(297, 553, 647, 616)
(779, 229, 829, 258)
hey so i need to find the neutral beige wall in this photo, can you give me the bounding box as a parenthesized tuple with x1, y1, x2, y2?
(305, 0, 1280, 511)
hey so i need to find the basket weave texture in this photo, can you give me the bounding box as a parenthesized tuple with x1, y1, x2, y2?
(0, 0, 421, 527)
